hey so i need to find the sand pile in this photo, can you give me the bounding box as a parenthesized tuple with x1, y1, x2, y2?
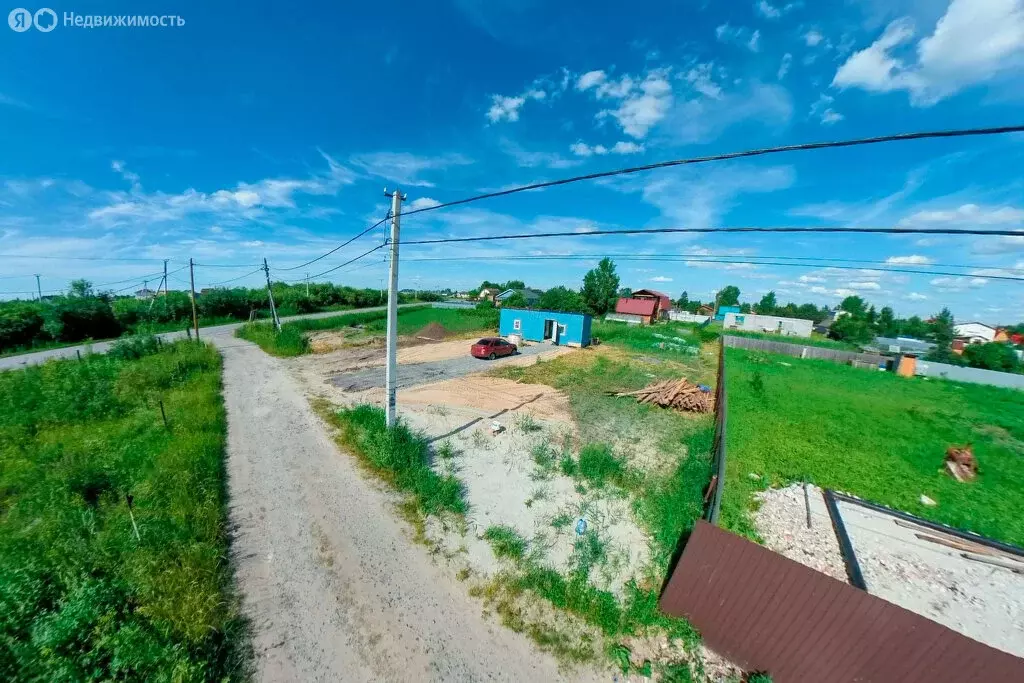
(415, 322, 450, 341)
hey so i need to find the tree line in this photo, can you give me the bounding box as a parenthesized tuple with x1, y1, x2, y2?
(0, 279, 426, 354)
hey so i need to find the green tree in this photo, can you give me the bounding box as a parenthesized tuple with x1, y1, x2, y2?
(830, 314, 874, 344)
(502, 280, 525, 291)
(676, 291, 689, 309)
(581, 258, 620, 315)
(838, 295, 867, 317)
(964, 342, 1022, 373)
(68, 279, 94, 298)
(718, 285, 740, 307)
(877, 306, 896, 336)
(617, 287, 633, 298)
(502, 291, 528, 308)
(901, 315, 929, 339)
(930, 307, 956, 348)
(538, 286, 586, 313)
(757, 291, 777, 315)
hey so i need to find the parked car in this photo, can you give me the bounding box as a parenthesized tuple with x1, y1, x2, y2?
(471, 337, 517, 360)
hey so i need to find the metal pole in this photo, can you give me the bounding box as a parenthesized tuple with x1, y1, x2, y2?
(263, 258, 281, 331)
(35, 274, 42, 300)
(384, 187, 405, 428)
(305, 272, 310, 298)
(189, 258, 200, 341)
(162, 259, 168, 296)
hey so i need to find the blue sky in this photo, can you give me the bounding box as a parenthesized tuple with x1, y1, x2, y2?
(1, 0, 1023, 322)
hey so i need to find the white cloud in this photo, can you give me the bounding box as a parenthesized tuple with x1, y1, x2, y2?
(571, 140, 644, 157)
(88, 153, 354, 226)
(906, 292, 929, 301)
(407, 197, 441, 210)
(716, 24, 762, 52)
(350, 151, 472, 187)
(650, 275, 673, 282)
(611, 140, 644, 154)
(809, 93, 844, 125)
(833, 0, 1024, 105)
(597, 71, 673, 139)
(664, 81, 793, 144)
(804, 29, 825, 47)
(757, 1, 799, 19)
(576, 70, 606, 91)
(973, 235, 1024, 254)
(778, 53, 793, 80)
(849, 281, 882, 290)
(929, 276, 989, 291)
(885, 254, 933, 265)
(799, 274, 826, 283)
(901, 203, 1024, 226)
(500, 139, 581, 170)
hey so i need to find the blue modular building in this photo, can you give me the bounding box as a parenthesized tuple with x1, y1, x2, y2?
(714, 305, 741, 321)
(499, 308, 592, 347)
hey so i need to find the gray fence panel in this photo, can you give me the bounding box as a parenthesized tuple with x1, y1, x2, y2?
(915, 360, 1024, 390)
(723, 335, 888, 366)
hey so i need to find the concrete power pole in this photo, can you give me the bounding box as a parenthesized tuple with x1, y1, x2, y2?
(305, 272, 310, 298)
(189, 258, 200, 341)
(384, 187, 405, 428)
(263, 258, 281, 331)
(34, 274, 42, 300)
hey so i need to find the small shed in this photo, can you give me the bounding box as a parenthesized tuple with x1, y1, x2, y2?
(615, 297, 657, 324)
(715, 305, 741, 321)
(631, 289, 672, 318)
(499, 308, 592, 347)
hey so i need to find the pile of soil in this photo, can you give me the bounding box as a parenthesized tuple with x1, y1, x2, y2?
(415, 322, 450, 342)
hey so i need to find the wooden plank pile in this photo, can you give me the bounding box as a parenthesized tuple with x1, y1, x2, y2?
(612, 378, 714, 413)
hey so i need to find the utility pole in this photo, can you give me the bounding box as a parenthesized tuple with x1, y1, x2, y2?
(383, 187, 405, 428)
(34, 274, 41, 300)
(150, 260, 169, 313)
(263, 258, 281, 331)
(305, 272, 310, 298)
(189, 258, 200, 341)
(162, 259, 168, 297)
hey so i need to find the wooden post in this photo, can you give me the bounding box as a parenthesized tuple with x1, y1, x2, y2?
(189, 258, 200, 341)
(159, 400, 170, 431)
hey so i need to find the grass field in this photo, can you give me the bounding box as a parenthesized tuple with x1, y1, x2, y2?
(236, 305, 498, 357)
(721, 347, 1024, 546)
(0, 339, 245, 680)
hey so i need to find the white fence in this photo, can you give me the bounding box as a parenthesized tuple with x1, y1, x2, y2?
(914, 360, 1024, 390)
(723, 312, 813, 337)
(668, 311, 710, 324)
(604, 313, 645, 325)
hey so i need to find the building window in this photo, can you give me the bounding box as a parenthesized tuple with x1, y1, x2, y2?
(513, 319, 521, 331)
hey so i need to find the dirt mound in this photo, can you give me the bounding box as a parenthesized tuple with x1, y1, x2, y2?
(415, 322, 450, 342)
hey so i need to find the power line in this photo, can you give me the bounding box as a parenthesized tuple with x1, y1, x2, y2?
(193, 262, 263, 268)
(275, 214, 391, 272)
(402, 225, 1024, 246)
(399, 124, 1024, 219)
(203, 267, 265, 287)
(399, 251, 1024, 274)
(283, 244, 386, 282)
(397, 254, 1024, 282)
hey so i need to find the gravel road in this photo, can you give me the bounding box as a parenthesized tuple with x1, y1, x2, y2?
(328, 343, 554, 391)
(219, 335, 596, 682)
(0, 305, 406, 371)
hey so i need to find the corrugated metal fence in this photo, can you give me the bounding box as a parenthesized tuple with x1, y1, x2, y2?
(660, 521, 1024, 683)
(723, 334, 888, 366)
(915, 359, 1024, 390)
(702, 339, 727, 524)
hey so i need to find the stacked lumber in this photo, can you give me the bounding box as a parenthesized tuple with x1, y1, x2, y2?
(613, 378, 713, 413)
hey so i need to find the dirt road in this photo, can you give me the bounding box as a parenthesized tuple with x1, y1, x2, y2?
(218, 334, 598, 682)
(328, 343, 562, 391)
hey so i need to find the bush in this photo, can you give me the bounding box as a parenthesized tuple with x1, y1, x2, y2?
(0, 302, 47, 350)
(108, 334, 161, 361)
(331, 404, 466, 516)
(43, 296, 122, 343)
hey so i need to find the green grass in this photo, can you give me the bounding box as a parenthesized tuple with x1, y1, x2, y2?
(723, 329, 858, 350)
(325, 404, 466, 517)
(485, 342, 715, 667)
(721, 347, 1024, 545)
(483, 525, 528, 560)
(591, 320, 716, 353)
(0, 340, 246, 681)
(236, 305, 499, 357)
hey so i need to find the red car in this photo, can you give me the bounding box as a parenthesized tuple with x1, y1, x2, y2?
(471, 337, 518, 360)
